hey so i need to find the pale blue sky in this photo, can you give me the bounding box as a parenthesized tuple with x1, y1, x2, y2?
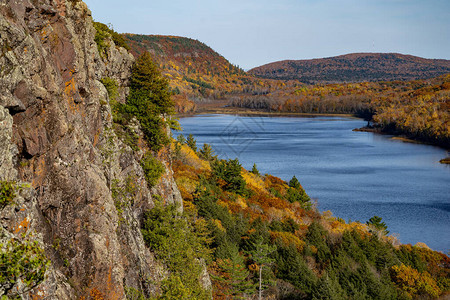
(83, 0, 450, 70)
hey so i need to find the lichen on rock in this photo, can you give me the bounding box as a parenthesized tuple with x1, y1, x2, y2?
(0, 0, 187, 298)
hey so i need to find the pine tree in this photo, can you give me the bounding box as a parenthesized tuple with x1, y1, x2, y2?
(223, 159, 246, 195)
(289, 175, 301, 190)
(248, 237, 277, 300)
(187, 134, 197, 152)
(251, 163, 260, 175)
(177, 134, 186, 144)
(312, 273, 347, 300)
(124, 51, 176, 150)
(366, 216, 389, 235)
(199, 143, 215, 161)
(129, 51, 173, 115)
(213, 246, 255, 299)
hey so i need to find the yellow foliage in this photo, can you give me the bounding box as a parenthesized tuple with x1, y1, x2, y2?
(174, 143, 210, 171)
(236, 196, 248, 209)
(329, 220, 348, 234)
(213, 219, 226, 232)
(183, 200, 197, 214)
(217, 199, 230, 212)
(322, 210, 333, 220)
(390, 264, 441, 298)
(270, 231, 305, 252)
(242, 171, 265, 191)
(175, 176, 198, 195)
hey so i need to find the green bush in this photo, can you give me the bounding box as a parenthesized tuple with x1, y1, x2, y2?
(0, 181, 16, 209)
(93, 22, 110, 57)
(0, 237, 49, 297)
(177, 134, 186, 144)
(140, 152, 165, 188)
(270, 218, 299, 234)
(100, 77, 119, 101)
(141, 202, 211, 299)
(93, 21, 129, 57)
(112, 123, 139, 151)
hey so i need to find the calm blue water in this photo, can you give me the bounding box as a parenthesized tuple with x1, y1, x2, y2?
(174, 114, 450, 252)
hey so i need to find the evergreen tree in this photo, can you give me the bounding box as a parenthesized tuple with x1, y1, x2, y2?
(177, 134, 186, 144)
(213, 246, 255, 299)
(251, 163, 260, 175)
(123, 52, 176, 150)
(141, 202, 211, 299)
(129, 52, 173, 115)
(223, 159, 246, 194)
(187, 134, 197, 152)
(248, 237, 277, 300)
(306, 222, 331, 264)
(212, 159, 246, 195)
(199, 143, 215, 161)
(289, 175, 301, 189)
(366, 216, 389, 235)
(274, 243, 317, 294)
(312, 273, 347, 300)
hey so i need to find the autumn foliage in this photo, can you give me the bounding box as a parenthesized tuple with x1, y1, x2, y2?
(171, 136, 450, 299)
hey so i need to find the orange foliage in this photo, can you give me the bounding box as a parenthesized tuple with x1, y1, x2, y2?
(390, 264, 441, 298)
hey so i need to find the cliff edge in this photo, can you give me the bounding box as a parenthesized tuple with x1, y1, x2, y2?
(0, 0, 182, 298)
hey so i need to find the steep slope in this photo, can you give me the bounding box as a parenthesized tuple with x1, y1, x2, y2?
(172, 137, 450, 299)
(0, 1, 183, 298)
(249, 53, 450, 83)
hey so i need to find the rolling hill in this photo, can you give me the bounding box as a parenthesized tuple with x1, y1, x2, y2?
(248, 53, 450, 84)
(123, 34, 276, 100)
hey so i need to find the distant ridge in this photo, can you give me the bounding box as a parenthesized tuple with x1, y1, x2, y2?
(248, 53, 450, 83)
(123, 34, 248, 97)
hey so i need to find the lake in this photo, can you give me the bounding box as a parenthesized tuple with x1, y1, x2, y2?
(174, 114, 450, 252)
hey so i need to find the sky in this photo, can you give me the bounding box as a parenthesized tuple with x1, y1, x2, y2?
(83, 0, 450, 70)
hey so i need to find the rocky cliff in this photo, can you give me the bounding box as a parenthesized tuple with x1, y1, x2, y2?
(0, 0, 183, 298)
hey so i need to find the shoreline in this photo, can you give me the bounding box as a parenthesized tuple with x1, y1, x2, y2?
(354, 126, 449, 151)
(177, 107, 356, 119)
(176, 109, 450, 161)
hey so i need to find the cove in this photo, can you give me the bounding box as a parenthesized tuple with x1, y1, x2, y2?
(174, 114, 450, 252)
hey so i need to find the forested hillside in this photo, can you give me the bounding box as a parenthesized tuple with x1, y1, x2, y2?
(123, 34, 289, 112)
(249, 53, 450, 84)
(231, 75, 450, 148)
(169, 135, 450, 299)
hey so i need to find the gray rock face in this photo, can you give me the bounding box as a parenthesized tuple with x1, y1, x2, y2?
(0, 106, 17, 181)
(0, 0, 184, 298)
